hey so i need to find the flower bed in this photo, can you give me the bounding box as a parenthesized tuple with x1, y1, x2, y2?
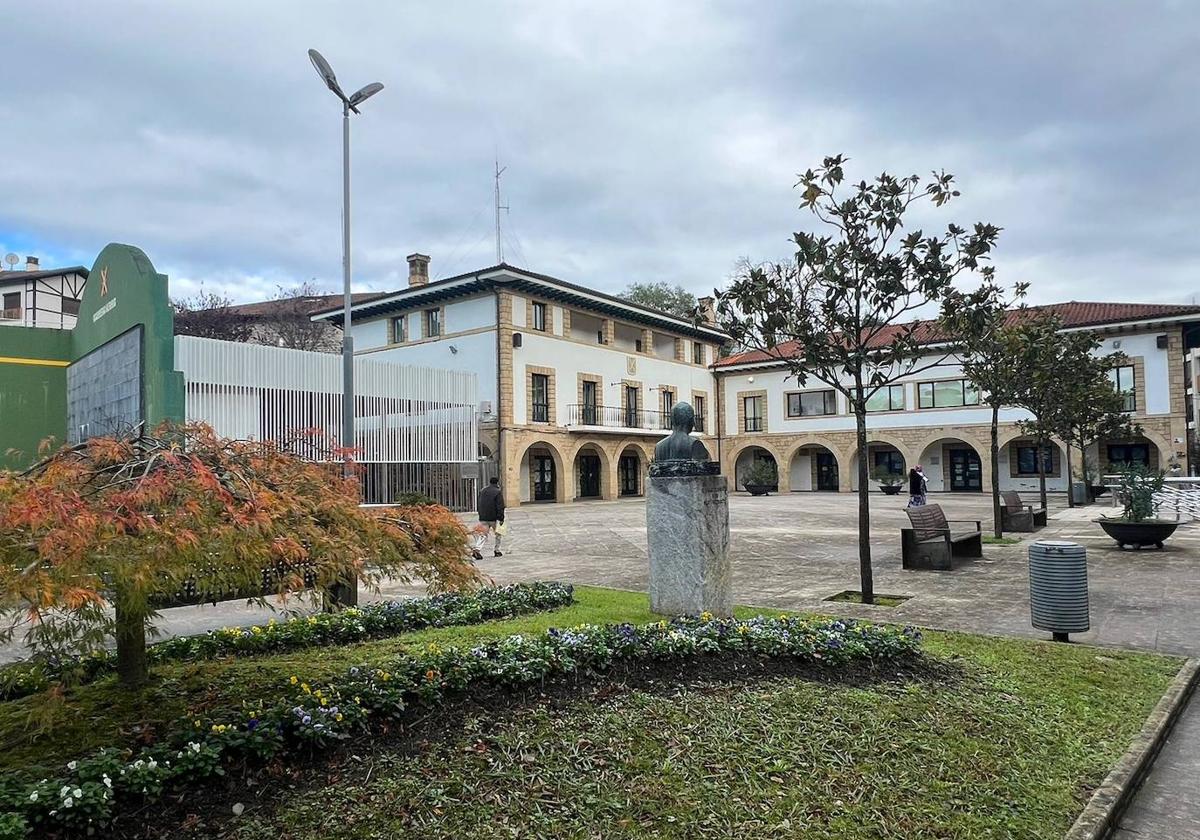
(0, 615, 920, 837)
(0, 582, 575, 701)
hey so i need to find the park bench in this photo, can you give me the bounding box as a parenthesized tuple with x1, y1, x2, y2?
(1000, 490, 1047, 533)
(901, 504, 982, 570)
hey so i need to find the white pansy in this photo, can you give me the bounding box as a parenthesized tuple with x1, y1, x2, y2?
(66, 760, 77, 770)
(63, 797, 74, 808)
(72, 787, 82, 798)
(28, 791, 38, 802)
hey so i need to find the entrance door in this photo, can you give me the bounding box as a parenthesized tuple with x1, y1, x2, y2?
(577, 454, 601, 498)
(533, 454, 556, 501)
(949, 448, 982, 492)
(582, 380, 597, 425)
(619, 454, 640, 496)
(816, 452, 839, 492)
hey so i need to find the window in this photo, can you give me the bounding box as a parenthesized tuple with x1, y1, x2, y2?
(873, 450, 905, 475)
(744, 396, 764, 432)
(787, 390, 837, 417)
(424, 308, 441, 338)
(531, 373, 550, 423)
(596, 330, 606, 345)
(918, 379, 980, 409)
(1107, 443, 1150, 467)
(61, 297, 81, 317)
(2, 292, 19, 317)
(635, 338, 643, 353)
(624, 385, 640, 427)
(1109, 365, 1136, 412)
(532, 301, 548, 332)
(390, 315, 407, 344)
(1016, 445, 1054, 476)
(693, 395, 706, 433)
(692, 342, 703, 365)
(660, 388, 675, 427)
(857, 385, 905, 412)
(581, 380, 598, 425)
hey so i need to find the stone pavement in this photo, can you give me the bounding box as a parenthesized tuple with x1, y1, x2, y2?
(2, 490, 1197, 834)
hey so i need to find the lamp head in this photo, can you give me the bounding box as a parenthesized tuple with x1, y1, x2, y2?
(308, 49, 347, 100)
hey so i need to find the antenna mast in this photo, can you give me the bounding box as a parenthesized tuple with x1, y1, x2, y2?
(494, 158, 509, 264)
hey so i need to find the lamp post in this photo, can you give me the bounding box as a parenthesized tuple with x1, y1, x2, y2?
(307, 49, 383, 476)
(308, 49, 383, 609)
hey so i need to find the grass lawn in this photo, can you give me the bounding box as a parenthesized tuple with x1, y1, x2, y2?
(983, 535, 1023, 545)
(0, 586, 1184, 839)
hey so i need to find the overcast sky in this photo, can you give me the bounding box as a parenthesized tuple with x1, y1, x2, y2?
(2, 1, 1198, 306)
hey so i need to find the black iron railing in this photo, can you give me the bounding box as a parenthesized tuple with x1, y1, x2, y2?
(568, 404, 706, 433)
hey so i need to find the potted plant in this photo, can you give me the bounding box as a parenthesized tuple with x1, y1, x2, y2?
(1098, 464, 1179, 550)
(742, 460, 779, 496)
(872, 469, 904, 495)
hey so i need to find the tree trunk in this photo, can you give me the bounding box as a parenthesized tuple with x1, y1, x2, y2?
(1037, 434, 1049, 512)
(854, 409, 874, 605)
(114, 598, 148, 688)
(990, 403, 1002, 538)
(1065, 443, 1075, 508)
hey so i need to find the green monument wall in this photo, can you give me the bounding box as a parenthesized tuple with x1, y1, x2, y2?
(0, 243, 184, 469)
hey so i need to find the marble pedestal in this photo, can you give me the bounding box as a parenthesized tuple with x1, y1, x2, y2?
(646, 473, 732, 617)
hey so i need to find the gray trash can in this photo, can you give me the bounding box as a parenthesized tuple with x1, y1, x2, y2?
(1029, 540, 1089, 642)
(1071, 481, 1088, 505)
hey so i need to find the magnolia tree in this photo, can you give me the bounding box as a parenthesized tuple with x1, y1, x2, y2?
(942, 297, 1028, 537)
(1012, 316, 1133, 510)
(0, 425, 479, 688)
(717, 155, 1003, 604)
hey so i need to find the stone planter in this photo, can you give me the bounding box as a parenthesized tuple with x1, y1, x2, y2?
(1098, 518, 1180, 550)
(744, 483, 773, 496)
(879, 484, 903, 496)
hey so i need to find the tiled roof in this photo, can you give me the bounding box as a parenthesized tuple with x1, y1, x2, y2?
(0, 266, 88, 285)
(714, 301, 1200, 368)
(217, 293, 387, 318)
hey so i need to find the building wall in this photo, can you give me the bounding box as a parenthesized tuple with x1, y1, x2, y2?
(0, 270, 87, 330)
(0, 326, 71, 467)
(716, 326, 1190, 494)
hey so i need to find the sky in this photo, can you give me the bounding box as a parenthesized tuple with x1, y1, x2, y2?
(2, 1, 1198, 306)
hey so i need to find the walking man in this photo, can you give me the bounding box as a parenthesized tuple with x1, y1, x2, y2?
(474, 476, 505, 560)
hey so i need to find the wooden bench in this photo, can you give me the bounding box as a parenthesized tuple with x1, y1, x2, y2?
(902, 504, 982, 570)
(1000, 490, 1046, 532)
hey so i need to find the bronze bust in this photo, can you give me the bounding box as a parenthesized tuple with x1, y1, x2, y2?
(652, 402, 714, 472)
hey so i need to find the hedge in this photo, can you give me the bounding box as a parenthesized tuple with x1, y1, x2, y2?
(0, 582, 575, 701)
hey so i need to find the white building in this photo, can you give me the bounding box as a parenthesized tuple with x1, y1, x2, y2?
(0, 257, 87, 329)
(316, 254, 728, 506)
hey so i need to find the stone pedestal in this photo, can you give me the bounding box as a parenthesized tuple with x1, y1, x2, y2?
(646, 473, 732, 617)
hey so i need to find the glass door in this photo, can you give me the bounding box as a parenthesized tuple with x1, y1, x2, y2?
(533, 455, 556, 501)
(577, 454, 601, 498)
(949, 449, 982, 492)
(582, 380, 597, 425)
(816, 453, 839, 492)
(619, 455, 640, 496)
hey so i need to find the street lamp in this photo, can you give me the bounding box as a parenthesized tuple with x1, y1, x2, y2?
(307, 48, 383, 478)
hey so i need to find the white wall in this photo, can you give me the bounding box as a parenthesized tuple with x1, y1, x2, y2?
(1099, 333, 1171, 415)
(513, 331, 713, 426)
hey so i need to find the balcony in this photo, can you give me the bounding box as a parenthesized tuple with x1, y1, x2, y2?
(566, 404, 706, 434)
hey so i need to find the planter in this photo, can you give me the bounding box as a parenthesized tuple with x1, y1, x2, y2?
(878, 484, 903, 496)
(744, 484, 773, 496)
(1098, 518, 1179, 550)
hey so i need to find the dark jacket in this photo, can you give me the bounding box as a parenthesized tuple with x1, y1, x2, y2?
(478, 484, 505, 523)
(908, 470, 927, 496)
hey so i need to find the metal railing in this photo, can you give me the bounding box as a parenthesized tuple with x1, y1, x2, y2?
(1104, 475, 1200, 522)
(567, 404, 706, 433)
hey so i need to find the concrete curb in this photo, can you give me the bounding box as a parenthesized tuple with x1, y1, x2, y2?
(1064, 657, 1200, 840)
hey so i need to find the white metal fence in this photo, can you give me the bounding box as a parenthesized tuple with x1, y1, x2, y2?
(1105, 475, 1200, 522)
(175, 337, 479, 509)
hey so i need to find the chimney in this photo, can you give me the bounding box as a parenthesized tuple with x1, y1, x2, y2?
(24, 256, 39, 272)
(698, 295, 716, 325)
(407, 253, 430, 287)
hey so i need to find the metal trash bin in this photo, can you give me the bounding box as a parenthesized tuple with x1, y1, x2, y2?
(1071, 481, 1088, 505)
(1029, 540, 1089, 642)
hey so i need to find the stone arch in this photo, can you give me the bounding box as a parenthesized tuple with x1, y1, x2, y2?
(914, 435, 988, 493)
(848, 437, 912, 492)
(730, 442, 782, 493)
(570, 439, 614, 501)
(781, 437, 846, 492)
(512, 437, 569, 504)
(615, 439, 654, 498)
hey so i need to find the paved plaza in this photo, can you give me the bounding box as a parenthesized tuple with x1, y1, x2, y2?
(3, 490, 1198, 836)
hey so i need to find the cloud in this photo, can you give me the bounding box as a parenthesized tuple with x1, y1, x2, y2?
(2, 0, 1198, 306)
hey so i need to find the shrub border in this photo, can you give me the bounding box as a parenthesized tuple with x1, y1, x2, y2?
(0, 615, 921, 837)
(0, 582, 575, 700)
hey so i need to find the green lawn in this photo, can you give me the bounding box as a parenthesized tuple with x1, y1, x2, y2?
(0, 586, 1184, 839)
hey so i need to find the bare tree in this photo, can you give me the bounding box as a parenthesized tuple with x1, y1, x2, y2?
(266, 282, 339, 352)
(172, 289, 254, 342)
